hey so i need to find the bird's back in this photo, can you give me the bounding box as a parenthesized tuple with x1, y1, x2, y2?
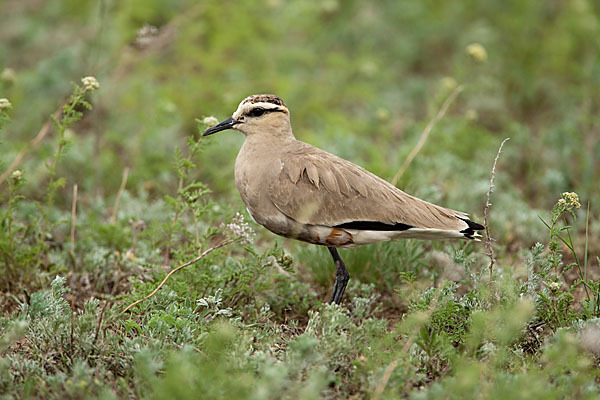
(235, 137, 482, 246)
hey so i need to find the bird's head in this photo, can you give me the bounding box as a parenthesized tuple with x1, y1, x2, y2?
(202, 94, 292, 138)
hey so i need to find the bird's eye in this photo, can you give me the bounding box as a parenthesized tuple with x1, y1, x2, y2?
(248, 108, 266, 117)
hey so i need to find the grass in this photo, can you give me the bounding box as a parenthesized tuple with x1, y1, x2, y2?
(1, 1, 600, 398)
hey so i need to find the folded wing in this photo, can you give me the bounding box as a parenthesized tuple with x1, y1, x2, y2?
(269, 142, 474, 234)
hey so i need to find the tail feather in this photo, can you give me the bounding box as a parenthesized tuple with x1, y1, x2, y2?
(458, 217, 485, 240)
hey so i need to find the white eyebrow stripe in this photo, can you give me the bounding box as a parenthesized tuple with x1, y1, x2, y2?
(232, 102, 288, 119)
(243, 101, 284, 109)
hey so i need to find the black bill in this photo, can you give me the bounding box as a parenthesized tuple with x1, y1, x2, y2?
(202, 117, 238, 136)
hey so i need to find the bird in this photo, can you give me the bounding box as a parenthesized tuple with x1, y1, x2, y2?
(203, 94, 484, 304)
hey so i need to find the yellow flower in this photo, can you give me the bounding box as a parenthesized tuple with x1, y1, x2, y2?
(465, 109, 478, 121)
(466, 43, 488, 63)
(440, 76, 458, 90)
(375, 108, 390, 122)
(1, 68, 16, 83)
(126, 250, 137, 262)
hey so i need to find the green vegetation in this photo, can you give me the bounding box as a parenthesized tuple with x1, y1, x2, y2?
(1, 1, 600, 398)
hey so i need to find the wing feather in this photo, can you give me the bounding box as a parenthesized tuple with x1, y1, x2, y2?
(305, 163, 320, 187)
(271, 142, 468, 230)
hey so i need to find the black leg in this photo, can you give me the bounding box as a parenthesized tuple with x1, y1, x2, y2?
(327, 247, 350, 304)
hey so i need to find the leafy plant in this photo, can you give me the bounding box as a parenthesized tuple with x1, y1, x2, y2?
(524, 192, 600, 330)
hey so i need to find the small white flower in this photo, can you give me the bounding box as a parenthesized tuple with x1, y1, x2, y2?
(202, 116, 219, 128)
(548, 281, 561, 291)
(226, 212, 255, 244)
(561, 192, 581, 209)
(11, 169, 22, 179)
(466, 43, 488, 63)
(81, 76, 100, 91)
(135, 24, 159, 48)
(0, 98, 12, 110)
(10, 169, 23, 183)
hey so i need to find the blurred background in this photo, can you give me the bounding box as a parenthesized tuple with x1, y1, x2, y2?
(2, 1, 600, 398)
(1, 0, 600, 297)
(2, 0, 599, 239)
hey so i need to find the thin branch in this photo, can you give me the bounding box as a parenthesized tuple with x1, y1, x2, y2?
(484, 137, 510, 288)
(121, 238, 238, 314)
(110, 167, 129, 223)
(70, 184, 78, 254)
(391, 85, 463, 186)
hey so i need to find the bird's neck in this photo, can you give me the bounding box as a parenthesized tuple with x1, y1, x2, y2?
(245, 125, 295, 146)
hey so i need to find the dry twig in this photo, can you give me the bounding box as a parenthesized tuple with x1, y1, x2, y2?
(121, 238, 238, 314)
(391, 85, 463, 186)
(484, 137, 510, 288)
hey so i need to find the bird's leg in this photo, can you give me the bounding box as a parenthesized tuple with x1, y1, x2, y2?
(327, 247, 350, 304)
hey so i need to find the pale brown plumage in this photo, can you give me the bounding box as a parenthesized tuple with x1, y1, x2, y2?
(203, 94, 483, 304)
(270, 140, 468, 230)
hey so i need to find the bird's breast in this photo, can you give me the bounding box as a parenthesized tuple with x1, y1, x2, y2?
(234, 145, 288, 231)
(234, 149, 273, 209)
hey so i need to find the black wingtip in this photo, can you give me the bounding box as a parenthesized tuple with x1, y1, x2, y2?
(334, 220, 413, 231)
(466, 219, 485, 231)
(458, 217, 485, 239)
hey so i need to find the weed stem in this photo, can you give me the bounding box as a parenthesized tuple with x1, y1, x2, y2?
(484, 138, 510, 289)
(391, 85, 463, 185)
(121, 238, 239, 314)
(110, 167, 129, 223)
